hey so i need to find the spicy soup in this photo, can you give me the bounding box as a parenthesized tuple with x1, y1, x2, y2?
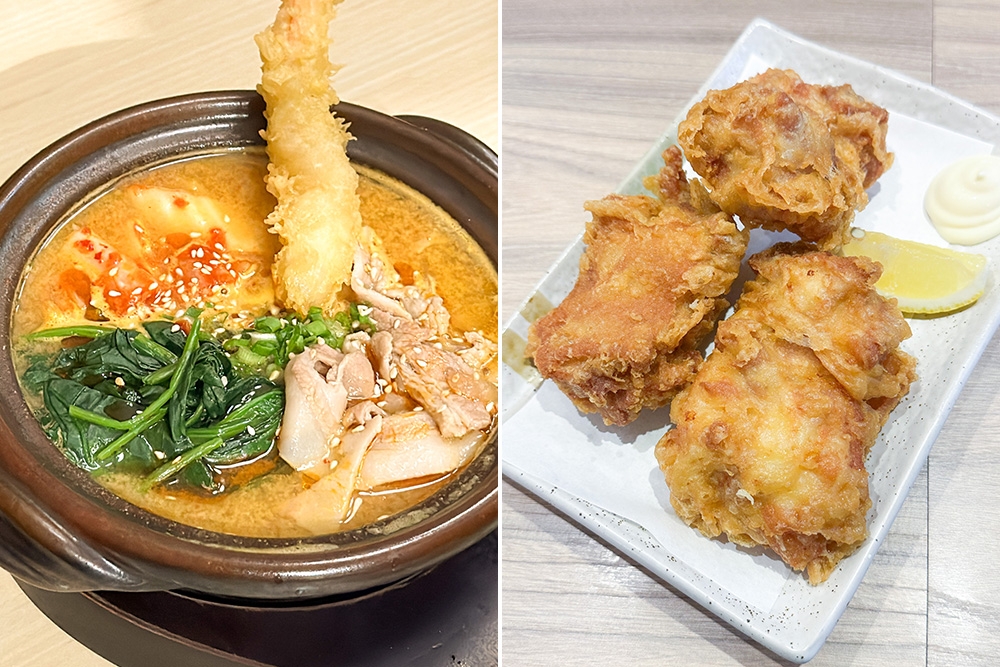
(13, 148, 497, 538)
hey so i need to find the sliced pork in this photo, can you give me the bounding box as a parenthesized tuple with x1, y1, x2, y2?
(359, 411, 485, 489)
(279, 229, 497, 532)
(282, 403, 383, 533)
(277, 345, 348, 473)
(369, 312, 496, 439)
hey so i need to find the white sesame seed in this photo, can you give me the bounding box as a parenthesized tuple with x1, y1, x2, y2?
(247, 425, 256, 436)
(189, 232, 201, 238)
(108, 266, 119, 277)
(416, 359, 428, 368)
(170, 324, 181, 332)
(108, 290, 121, 297)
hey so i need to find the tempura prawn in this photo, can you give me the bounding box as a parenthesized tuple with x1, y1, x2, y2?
(255, 0, 362, 314)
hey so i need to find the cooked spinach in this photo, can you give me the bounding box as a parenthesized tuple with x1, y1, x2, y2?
(25, 316, 284, 493)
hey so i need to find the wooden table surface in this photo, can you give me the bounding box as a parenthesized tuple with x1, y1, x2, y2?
(501, 1, 1000, 665)
(0, 1, 496, 665)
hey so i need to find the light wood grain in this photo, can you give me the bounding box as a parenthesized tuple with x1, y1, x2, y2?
(501, 0, 999, 664)
(0, 0, 496, 665)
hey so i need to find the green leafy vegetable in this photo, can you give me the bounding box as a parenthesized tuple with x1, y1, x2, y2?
(24, 316, 285, 494)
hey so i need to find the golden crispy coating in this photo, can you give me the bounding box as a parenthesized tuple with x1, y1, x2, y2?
(678, 69, 893, 250)
(527, 146, 748, 426)
(256, 0, 363, 314)
(655, 245, 916, 584)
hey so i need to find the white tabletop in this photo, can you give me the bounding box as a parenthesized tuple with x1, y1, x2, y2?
(501, 1, 1000, 665)
(0, 1, 496, 665)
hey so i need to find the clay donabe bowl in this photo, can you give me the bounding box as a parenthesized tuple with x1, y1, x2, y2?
(0, 91, 497, 599)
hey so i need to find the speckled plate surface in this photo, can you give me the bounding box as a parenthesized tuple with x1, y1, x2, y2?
(501, 18, 1000, 663)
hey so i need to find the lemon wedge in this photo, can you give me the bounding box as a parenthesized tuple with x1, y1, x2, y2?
(841, 229, 989, 315)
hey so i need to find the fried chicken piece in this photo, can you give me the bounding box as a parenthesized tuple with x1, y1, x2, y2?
(655, 245, 917, 584)
(678, 69, 893, 250)
(526, 146, 748, 426)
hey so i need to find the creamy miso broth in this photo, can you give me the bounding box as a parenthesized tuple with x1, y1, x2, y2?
(13, 148, 498, 538)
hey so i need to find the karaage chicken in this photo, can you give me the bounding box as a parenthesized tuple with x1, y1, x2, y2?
(655, 244, 917, 583)
(526, 146, 748, 426)
(678, 69, 893, 250)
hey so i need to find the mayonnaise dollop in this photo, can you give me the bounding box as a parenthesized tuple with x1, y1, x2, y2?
(925, 154, 1000, 245)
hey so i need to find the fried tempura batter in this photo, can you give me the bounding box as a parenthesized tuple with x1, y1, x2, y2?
(656, 245, 917, 583)
(527, 147, 748, 426)
(256, 0, 363, 314)
(678, 69, 893, 250)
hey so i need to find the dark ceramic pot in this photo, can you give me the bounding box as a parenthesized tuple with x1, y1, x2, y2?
(0, 91, 497, 600)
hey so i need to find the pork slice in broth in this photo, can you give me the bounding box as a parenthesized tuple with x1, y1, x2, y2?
(359, 411, 483, 490)
(281, 402, 384, 533)
(277, 344, 349, 473)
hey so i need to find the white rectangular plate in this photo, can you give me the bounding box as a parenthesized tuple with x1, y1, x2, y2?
(501, 18, 1000, 663)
